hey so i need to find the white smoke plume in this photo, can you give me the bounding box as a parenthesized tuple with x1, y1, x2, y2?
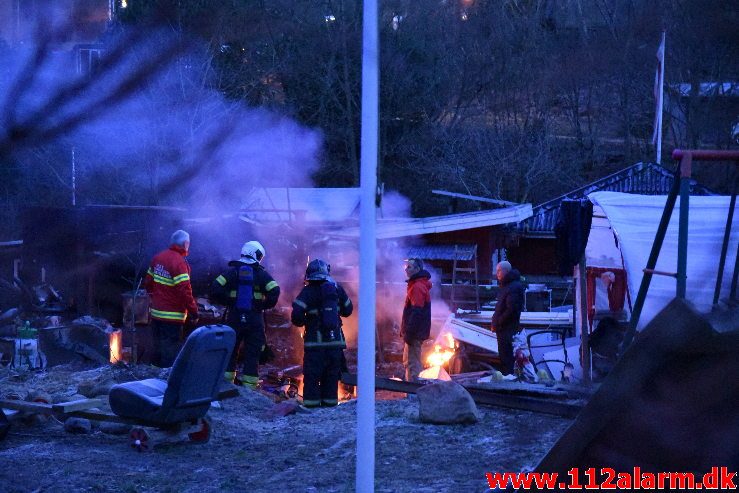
(1, 10, 454, 369)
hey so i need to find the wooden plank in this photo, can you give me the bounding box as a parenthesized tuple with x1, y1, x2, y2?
(463, 383, 569, 400)
(0, 400, 53, 414)
(1, 387, 236, 422)
(0, 398, 103, 415)
(457, 310, 572, 326)
(449, 370, 490, 382)
(464, 388, 583, 418)
(341, 373, 584, 418)
(51, 399, 103, 413)
(66, 409, 133, 424)
(342, 373, 418, 394)
(445, 317, 499, 353)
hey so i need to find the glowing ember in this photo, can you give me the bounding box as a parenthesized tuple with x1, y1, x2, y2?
(109, 329, 122, 364)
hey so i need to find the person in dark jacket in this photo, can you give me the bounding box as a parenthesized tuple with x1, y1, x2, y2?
(144, 230, 199, 367)
(209, 241, 280, 388)
(291, 259, 353, 407)
(400, 257, 432, 382)
(491, 261, 524, 375)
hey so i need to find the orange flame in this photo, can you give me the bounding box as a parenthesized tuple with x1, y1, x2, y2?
(425, 331, 457, 368)
(109, 330, 122, 364)
(426, 344, 455, 367)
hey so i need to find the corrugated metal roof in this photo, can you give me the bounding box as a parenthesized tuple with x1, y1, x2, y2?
(406, 244, 477, 261)
(339, 204, 532, 239)
(241, 188, 360, 223)
(521, 162, 716, 236)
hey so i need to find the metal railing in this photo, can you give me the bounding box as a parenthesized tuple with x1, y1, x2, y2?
(624, 149, 739, 347)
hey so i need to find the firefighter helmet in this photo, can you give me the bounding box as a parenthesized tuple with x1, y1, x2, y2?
(241, 241, 265, 264)
(305, 259, 331, 281)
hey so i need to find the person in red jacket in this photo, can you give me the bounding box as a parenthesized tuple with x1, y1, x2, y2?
(144, 230, 199, 367)
(400, 257, 432, 381)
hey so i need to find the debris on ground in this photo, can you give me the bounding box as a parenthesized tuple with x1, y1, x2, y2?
(0, 362, 573, 492)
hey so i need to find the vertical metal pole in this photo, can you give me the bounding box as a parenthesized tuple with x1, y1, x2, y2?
(623, 174, 680, 347)
(578, 257, 590, 384)
(357, 0, 378, 491)
(676, 168, 691, 299)
(713, 181, 737, 307)
(730, 241, 739, 304)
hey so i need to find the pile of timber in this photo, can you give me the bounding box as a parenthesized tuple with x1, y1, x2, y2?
(342, 372, 592, 418)
(0, 387, 240, 438)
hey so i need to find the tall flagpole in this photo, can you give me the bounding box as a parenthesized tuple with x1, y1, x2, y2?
(655, 31, 666, 164)
(356, 0, 378, 491)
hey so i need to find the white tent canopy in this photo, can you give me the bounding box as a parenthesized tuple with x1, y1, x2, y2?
(588, 191, 739, 329)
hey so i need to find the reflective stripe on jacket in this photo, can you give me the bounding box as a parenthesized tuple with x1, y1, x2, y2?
(209, 261, 280, 315)
(144, 245, 198, 323)
(291, 281, 353, 349)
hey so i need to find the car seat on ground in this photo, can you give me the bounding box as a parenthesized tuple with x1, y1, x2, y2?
(109, 324, 235, 426)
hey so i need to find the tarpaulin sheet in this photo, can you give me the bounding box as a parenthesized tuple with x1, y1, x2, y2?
(589, 191, 739, 329)
(585, 206, 623, 268)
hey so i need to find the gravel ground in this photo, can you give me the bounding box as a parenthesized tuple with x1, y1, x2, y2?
(0, 364, 572, 493)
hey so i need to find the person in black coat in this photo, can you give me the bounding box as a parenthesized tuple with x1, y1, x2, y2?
(291, 259, 353, 407)
(491, 261, 524, 375)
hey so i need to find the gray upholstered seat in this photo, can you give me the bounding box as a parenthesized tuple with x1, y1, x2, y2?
(109, 325, 235, 426)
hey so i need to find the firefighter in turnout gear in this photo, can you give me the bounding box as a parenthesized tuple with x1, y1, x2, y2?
(209, 241, 280, 388)
(144, 230, 199, 368)
(291, 259, 353, 408)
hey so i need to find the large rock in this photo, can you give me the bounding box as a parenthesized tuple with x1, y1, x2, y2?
(416, 380, 479, 425)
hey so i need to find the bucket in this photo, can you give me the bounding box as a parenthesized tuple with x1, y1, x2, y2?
(13, 328, 40, 369)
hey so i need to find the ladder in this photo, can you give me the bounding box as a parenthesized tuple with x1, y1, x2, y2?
(450, 245, 480, 311)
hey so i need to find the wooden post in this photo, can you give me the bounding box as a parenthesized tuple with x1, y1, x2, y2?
(578, 257, 591, 384)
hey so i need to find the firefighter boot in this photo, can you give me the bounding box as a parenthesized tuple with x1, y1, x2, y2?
(238, 374, 259, 389)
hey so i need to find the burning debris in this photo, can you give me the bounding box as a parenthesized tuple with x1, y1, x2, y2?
(0, 275, 122, 370)
(0, 277, 113, 369)
(419, 331, 456, 380)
